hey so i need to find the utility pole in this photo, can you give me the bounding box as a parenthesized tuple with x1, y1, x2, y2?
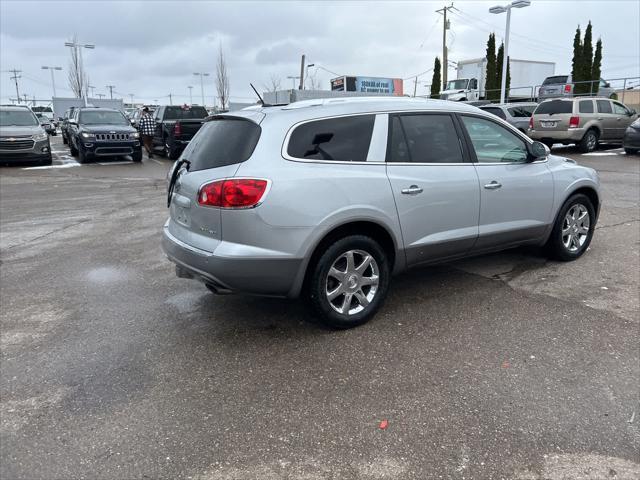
(413, 76, 418, 97)
(168, 93, 173, 105)
(187, 86, 193, 105)
(106, 85, 115, 99)
(299, 54, 306, 90)
(436, 3, 455, 89)
(8, 69, 22, 103)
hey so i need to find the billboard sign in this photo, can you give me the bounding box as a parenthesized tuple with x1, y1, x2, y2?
(330, 76, 403, 95)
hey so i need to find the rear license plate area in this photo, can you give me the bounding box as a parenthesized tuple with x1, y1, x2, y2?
(540, 121, 557, 128)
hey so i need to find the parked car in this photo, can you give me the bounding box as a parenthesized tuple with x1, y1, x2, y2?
(162, 97, 601, 329)
(0, 105, 52, 165)
(528, 97, 638, 152)
(152, 105, 208, 159)
(623, 118, 640, 155)
(60, 107, 77, 145)
(67, 107, 142, 163)
(479, 102, 538, 133)
(538, 75, 616, 101)
(35, 113, 56, 136)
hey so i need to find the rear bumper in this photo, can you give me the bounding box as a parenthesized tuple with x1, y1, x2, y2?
(161, 220, 303, 297)
(528, 128, 585, 143)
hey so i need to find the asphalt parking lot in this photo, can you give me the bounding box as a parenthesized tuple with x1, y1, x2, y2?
(1, 136, 639, 479)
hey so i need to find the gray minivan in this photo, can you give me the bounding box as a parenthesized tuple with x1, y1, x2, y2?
(528, 97, 638, 152)
(163, 97, 600, 328)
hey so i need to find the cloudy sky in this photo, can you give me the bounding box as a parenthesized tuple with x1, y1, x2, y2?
(1, 0, 638, 106)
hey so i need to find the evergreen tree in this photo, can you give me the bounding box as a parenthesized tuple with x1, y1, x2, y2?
(592, 38, 602, 94)
(431, 57, 442, 99)
(571, 25, 582, 85)
(497, 42, 513, 101)
(580, 21, 593, 95)
(485, 33, 497, 100)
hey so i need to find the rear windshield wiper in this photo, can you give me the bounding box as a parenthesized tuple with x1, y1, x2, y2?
(167, 159, 191, 208)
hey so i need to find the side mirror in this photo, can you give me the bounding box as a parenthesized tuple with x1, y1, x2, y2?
(529, 141, 549, 159)
(629, 109, 636, 116)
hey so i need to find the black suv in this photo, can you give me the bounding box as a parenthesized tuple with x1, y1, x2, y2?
(67, 107, 142, 163)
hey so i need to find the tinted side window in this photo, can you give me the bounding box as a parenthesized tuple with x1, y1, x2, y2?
(461, 115, 528, 164)
(184, 118, 261, 172)
(287, 115, 374, 162)
(482, 107, 507, 120)
(579, 100, 594, 113)
(387, 114, 464, 163)
(597, 100, 612, 114)
(612, 102, 629, 115)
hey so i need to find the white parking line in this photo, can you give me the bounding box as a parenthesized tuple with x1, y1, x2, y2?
(97, 161, 133, 166)
(23, 163, 81, 170)
(582, 149, 625, 157)
(150, 158, 163, 165)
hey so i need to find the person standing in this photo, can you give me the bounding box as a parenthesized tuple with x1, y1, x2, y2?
(138, 107, 155, 158)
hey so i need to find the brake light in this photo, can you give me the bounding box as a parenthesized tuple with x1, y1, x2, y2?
(564, 84, 572, 93)
(529, 117, 534, 129)
(569, 116, 580, 128)
(197, 179, 268, 209)
(173, 122, 182, 136)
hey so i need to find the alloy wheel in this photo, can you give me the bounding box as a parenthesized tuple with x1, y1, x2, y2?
(326, 250, 379, 315)
(562, 203, 590, 252)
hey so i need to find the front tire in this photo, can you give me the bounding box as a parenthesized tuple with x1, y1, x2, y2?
(308, 235, 390, 329)
(62, 134, 68, 145)
(546, 194, 595, 261)
(69, 140, 78, 157)
(624, 148, 638, 155)
(132, 151, 142, 163)
(578, 129, 599, 153)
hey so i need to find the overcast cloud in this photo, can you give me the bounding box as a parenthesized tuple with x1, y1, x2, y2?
(1, 0, 638, 106)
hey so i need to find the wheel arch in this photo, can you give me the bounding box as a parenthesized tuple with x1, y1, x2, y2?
(289, 219, 401, 299)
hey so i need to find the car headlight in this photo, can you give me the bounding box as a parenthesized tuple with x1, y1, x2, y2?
(81, 132, 95, 139)
(131, 132, 140, 138)
(32, 132, 48, 141)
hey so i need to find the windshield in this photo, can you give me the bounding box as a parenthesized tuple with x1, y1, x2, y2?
(0, 110, 39, 127)
(79, 110, 129, 125)
(446, 79, 469, 90)
(163, 106, 208, 120)
(542, 76, 569, 86)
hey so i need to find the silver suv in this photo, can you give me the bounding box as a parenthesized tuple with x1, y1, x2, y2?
(162, 97, 600, 328)
(528, 97, 638, 152)
(538, 75, 616, 101)
(0, 105, 52, 165)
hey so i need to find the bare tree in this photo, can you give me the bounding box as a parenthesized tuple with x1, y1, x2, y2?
(307, 71, 321, 90)
(263, 74, 282, 93)
(67, 35, 88, 98)
(216, 44, 230, 111)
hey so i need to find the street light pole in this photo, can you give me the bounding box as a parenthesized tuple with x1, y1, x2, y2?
(490, 0, 530, 104)
(64, 40, 95, 106)
(188, 86, 193, 105)
(106, 85, 115, 99)
(304, 63, 315, 89)
(193, 73, 209, 107)
(41, 66, 62, 98)
(129, 93, 134, 105)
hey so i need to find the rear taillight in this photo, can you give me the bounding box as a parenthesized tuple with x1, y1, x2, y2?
(529, 117, 534, 129)
(173, 122, 182, 136)
(569, 116, 580, 128)
(197, 179, 268, 209)
(564, 84, 572, 93)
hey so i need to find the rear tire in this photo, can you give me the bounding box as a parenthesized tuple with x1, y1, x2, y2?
(546, 193, 595, 261)
(308, 235, 390, 329)
(578, 129, 599, 153)
(624, 148, 638, 155)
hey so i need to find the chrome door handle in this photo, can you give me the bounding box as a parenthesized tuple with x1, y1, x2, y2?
(401, 185, 423, 195)
(484, 181, 502, 190)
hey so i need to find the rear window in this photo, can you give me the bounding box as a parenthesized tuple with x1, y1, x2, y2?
(163, 106, 208, 120)
(534, 100, 573, 115)
(287, 115, 375, 162)
(181, 118, 261, 172)
(542, 76, 569, 85)
(579, 100, 594, 113)
(481, 107, 506, 120)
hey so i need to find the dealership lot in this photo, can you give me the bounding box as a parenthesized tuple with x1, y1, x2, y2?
(1, 136, 638, 479)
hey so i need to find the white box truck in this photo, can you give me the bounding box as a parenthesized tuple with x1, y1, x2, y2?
(440, 58, 555, 101)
